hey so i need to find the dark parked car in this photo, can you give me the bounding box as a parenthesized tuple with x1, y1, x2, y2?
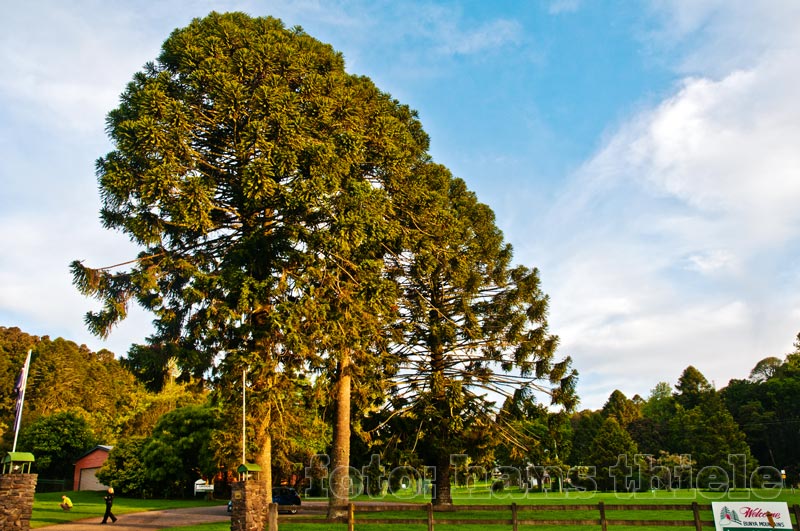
(272, 487, 301, 514)
(227, 487, 301, 514)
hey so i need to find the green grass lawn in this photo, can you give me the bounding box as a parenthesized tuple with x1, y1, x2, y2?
(31, 486, 800, 530)
(31, 490, 225, 528)
(161, 486, 800, 531)
(164, 525, 229, 531)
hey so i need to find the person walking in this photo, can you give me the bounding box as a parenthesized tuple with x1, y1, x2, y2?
(101, 487, 117, 524)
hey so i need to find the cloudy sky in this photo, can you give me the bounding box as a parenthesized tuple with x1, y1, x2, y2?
(2, 1, 799, 410)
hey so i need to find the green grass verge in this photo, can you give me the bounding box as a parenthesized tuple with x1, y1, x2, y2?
(31, 490, 225, 528)
(162, 524, 230, 531)
(33, 487, 800, 530)
(270, 489, 800, 531)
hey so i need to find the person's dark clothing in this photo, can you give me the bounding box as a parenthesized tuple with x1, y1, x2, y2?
(102, 493, 117, 524)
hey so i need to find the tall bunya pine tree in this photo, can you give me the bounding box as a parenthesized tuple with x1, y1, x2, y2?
(71, 11, 429, 505)
(384, 162, 577, 506)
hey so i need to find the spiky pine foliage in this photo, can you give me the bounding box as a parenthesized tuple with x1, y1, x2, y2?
(71, 11, 429, 498)
(378, 162, 577, 505)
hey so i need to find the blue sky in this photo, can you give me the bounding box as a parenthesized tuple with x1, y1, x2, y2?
(2, 1, 800, 410)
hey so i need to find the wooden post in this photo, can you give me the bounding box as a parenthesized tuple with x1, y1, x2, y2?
(598, 501, 607, 531)
(267, 502, 278, 531)
(792, 504, 800, 531)
(692, 501, 703, 531)
(511, 502, 518, 531)
(427, 502, 434, 531)
(348, 502, 355, 531)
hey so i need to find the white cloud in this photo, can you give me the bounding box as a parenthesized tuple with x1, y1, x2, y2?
(436, 18, 523, 56)
(560, 291, 798, 408)
(382, 4, 522, 58)
(548, 0, 581, 15)
(577, 57, 800, 247)
(684, 249, 736, 275)
(0, 5, 153, 134)
(0, 207, 152, 356)
(633, 68, 800, 245)
(535, 1, 800, 408)
(649, 1, 800, 75)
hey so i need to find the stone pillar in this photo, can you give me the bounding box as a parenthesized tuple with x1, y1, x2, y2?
(0, 473, 38, 530)
(230, 480, 269, 531)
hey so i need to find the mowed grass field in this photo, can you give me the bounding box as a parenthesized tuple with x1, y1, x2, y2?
(31, 490, 224, 528)
(159, 486, 800, 531)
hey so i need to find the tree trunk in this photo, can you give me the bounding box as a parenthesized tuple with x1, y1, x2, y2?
(433, 452, 453, 506)
(328, 350, 352, 520)
(429, 334, 452, 507)
(257, 430, 272, 493)
(255, 407, 273, 495)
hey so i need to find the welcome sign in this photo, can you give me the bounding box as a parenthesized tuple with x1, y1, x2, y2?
(712, 502, 791, 529)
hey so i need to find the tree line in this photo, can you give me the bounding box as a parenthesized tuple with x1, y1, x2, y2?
(562, 342, 800, 492)
(0, 326, 208, 491)
(3, 324, 799, 498)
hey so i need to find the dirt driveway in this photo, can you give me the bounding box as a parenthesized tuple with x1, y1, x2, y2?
(39, 504, 230, 530)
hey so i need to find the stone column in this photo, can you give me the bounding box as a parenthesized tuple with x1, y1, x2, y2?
(0, 473, 38, 530)
(230, 480, 269, 531)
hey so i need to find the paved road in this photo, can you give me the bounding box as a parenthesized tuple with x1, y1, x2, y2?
(39, 505, 231, 530)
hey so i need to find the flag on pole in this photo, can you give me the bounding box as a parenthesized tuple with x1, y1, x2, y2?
(12, 349, 32, 453)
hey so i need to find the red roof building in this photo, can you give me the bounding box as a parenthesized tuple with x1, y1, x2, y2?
(73, 445, 113, 491)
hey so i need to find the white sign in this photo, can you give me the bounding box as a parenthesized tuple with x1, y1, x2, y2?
(712, 501, 791, 530)
(194, 479, 214, 494)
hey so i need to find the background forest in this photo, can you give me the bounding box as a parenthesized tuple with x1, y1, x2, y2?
(3, 324, 799, 498)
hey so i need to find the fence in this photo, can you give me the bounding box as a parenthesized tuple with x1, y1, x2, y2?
(273, 501, 800, 530)
(33, 478, 66, 493)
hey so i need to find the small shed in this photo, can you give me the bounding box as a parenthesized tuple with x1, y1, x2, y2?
(2, 452, 35, 474)
(73, 445, 113, 491)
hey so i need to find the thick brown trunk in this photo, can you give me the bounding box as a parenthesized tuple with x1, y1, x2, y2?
(433, 452, 453, 506)
(254, 404, 273, 493)
(429, 336, 453, 507)
(327, 350, 352, 520)
(257, 430, 272, 492)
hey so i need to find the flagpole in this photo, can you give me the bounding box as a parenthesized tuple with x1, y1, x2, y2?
(242, 367, 246, 465)
(12, 350, 32, 453)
